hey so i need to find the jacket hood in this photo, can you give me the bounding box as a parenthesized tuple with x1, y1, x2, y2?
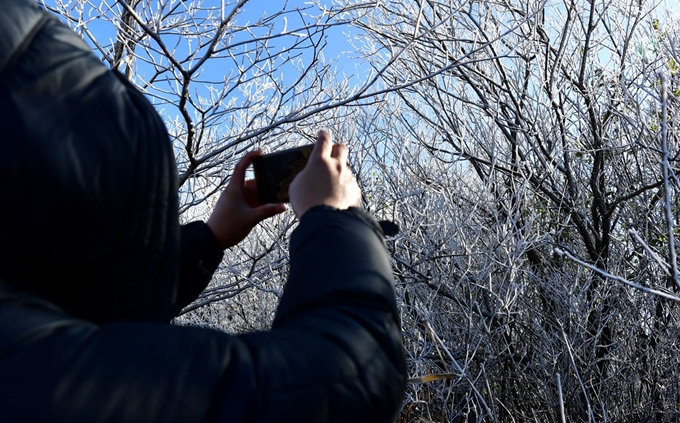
(0, 0, 180, 323)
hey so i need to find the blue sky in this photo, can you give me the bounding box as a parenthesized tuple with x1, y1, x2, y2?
(40, 0, 373, 149)
(41, 0, 366, 79)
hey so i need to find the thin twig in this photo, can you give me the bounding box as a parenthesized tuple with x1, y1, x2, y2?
(658, 74, 680, 289)
(556, 373, 566, 423)
(554, 248, 680, 302)
(628, 228, 671, 275)
(561, 331, 595, 423)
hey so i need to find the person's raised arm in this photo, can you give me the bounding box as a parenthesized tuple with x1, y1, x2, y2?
(175, 150, 286, 313)
(209, 130, 408, 422)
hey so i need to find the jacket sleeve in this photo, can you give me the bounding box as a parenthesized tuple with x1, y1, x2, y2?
(211, 206, 408, 422)
(175, 222, 225, 314)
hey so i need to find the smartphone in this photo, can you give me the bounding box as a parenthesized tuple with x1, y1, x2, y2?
(253, 144, 314, 204)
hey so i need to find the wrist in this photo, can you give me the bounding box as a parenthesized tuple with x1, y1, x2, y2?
(205, 218, 228, 249)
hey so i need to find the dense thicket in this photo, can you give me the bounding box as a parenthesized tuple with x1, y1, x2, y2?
(45, 0, 680, 421)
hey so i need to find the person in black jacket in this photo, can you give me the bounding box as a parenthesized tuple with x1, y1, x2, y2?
(0, 0, 407, 422)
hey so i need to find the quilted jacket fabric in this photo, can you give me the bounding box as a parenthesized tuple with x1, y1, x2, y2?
(0, 1, 407, 422)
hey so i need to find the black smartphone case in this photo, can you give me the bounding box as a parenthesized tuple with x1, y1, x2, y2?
(253, 145, 314, 204)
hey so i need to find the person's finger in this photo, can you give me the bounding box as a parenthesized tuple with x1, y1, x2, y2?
(249, 203, 286, 223)
(311, 130, 332, 161)
(331, 143, 349, 164)
(231, 149, 263, 188)
(243, 179, 260, 208)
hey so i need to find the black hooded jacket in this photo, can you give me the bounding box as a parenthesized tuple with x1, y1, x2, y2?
(0, 1, 407, 421)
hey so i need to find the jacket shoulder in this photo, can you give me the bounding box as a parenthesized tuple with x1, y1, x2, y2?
(0, 0, 53, 76)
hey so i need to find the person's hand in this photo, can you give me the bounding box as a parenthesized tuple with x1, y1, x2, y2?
(289, 130, 361, 218)
(207, 150, 286, 249)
